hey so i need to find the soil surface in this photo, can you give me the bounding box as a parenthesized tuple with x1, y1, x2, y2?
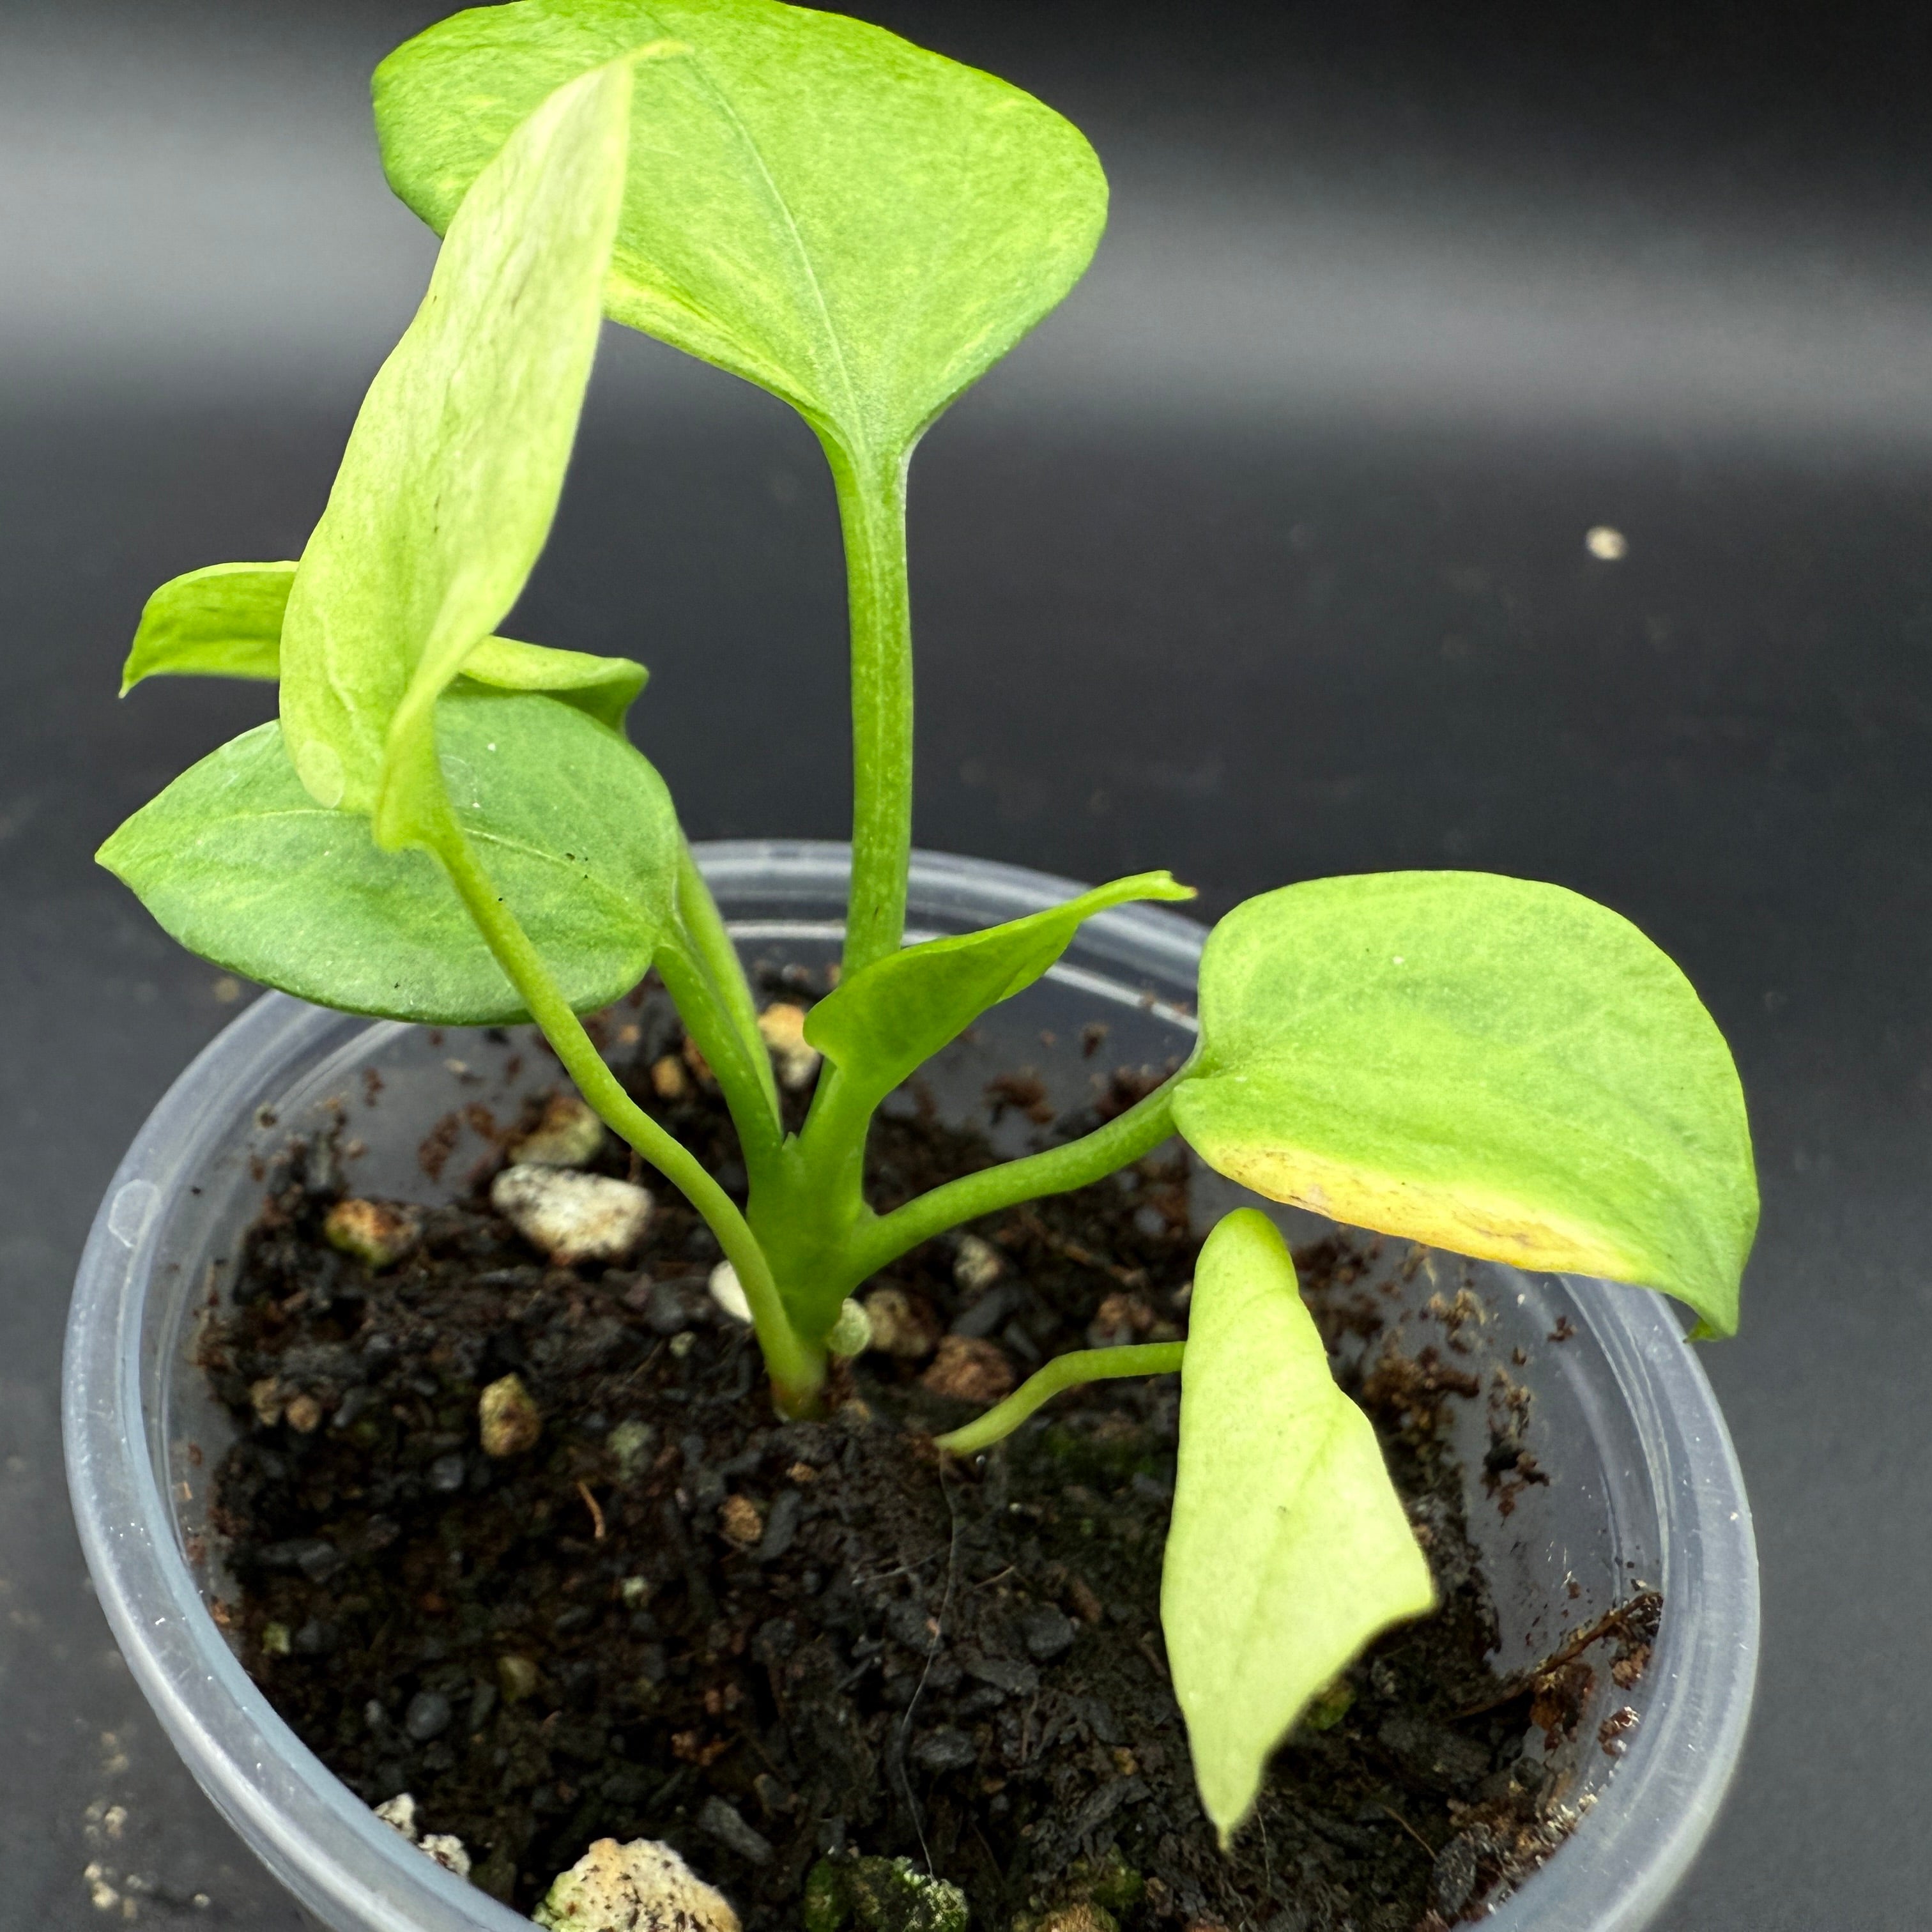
(201, 984, 1652, 1931)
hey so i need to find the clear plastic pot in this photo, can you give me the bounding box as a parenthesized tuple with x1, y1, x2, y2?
(65, 841, 1757, 1932)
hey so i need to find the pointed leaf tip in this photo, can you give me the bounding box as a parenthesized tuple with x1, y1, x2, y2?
(280, 54, 636, 834)
(805, 870, 1193, 1110)
(118, 553, 648, 732)
(121, 561, 297, 695)
(1163, 1209, 1434, 1838)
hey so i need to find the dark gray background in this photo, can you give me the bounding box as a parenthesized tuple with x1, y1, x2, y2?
(4, 0, 1929, 1923)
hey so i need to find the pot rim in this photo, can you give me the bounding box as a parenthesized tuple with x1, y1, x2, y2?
(64, 839, 1758, 1932)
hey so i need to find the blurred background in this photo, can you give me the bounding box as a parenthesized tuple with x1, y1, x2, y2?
(6, 0, 1932, 1922)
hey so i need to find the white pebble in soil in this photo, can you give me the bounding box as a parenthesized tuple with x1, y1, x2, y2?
(756, 1002, 822, 1090)
(709, 1261, 751, 1322)
(492, 1165, 652, 1266)
(419, 1834, 471, 1879)
(954, 1234, 1004, 1294)
(709, 1265, 863, 1349)
(509, 1094, 608, 1169)
(535, 1837, 740, 1932)
(375, 1791, 471, 1880)
(479, 1374, 543, 1458)
(374, 1793, 419, 1841)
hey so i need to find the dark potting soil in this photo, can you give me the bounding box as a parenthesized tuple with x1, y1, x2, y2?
(201, 990, 1655, 1932)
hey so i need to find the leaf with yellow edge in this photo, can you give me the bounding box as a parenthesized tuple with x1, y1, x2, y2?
(1171, 872, 1758, 1337)
(1163, 1209, 1436, 1841)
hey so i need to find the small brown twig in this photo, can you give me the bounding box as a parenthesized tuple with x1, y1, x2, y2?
(576, 1480, 607, 1541)
(1015, 1209, 1149, 1289)
(1379, 1804, 1439, 1860)
(1457, 1588, 1663, 1717)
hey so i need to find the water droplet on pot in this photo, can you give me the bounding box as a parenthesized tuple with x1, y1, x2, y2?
(107, 1179, 158, 1249)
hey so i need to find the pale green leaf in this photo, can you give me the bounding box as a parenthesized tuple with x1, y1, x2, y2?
(372, 0, 1107, 463)
(123, 559, 647, 730)
(279, 54, 634, 841)
(456, 634, 647, 731)
(804, 871, 1193, 1111)
(1162, 1209, 1436, 1840)
(97, 690, 678, 1023)
(1171, 873, 1758, 1337)
(121, 562, 296, 694)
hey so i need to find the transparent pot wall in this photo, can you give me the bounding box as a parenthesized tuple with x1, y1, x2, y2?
(66, 842, 1758, 1932)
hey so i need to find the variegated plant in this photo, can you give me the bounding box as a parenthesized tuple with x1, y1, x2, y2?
(100, 0, 1756, 1845)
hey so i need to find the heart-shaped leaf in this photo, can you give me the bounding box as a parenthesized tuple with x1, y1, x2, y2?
(804, 871, 1193, 1112)
(98, 689, 678, 1023)
(280, 54, 634, 841)
(1171, 873, 1757, 1336)
(373, 0, 1107, 464)
(124, 559, 648, 730)
(1163, 1209, 1436, 1840)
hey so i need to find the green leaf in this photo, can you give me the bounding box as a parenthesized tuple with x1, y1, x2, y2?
(121, 562, 296, 694)
(372, 0, 1107, 463)
(804, 871, 1194, 1110)
(97, 689, 678, 1023)
(279, 54, 634, 843)
(1171, 873, 1758, 1337)
(1163, 1209, 1436, 1841)
(456, 635, 647, 732)
(124, 558, 648, 730)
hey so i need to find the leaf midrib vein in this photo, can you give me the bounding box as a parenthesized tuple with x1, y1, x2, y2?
(646, 9, 866, 447)
(188, 806, 638, 900)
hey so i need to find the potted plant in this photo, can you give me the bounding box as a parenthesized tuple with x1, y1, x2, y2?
(66, 4, 1759, 1930)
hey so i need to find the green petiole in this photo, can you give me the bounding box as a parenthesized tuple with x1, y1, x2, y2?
(671, 838, 779, 1123)
(932, 1341, 1186, 1457)
(827, 446, 914, 983)
(845, 1071, 1188, 1284)
(431, 813, 824, 1414)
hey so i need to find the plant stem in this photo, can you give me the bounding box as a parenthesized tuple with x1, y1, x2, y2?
(653, 938, 784, 1184)
(848, 1070, 1187, 1282)
(934, 1342, 1186, 1455)
(825, 435, 912, 978)
(431, 816, 825, 1412)
(673, 839, 778, 1119)
(791, 1056, 876, 1222)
